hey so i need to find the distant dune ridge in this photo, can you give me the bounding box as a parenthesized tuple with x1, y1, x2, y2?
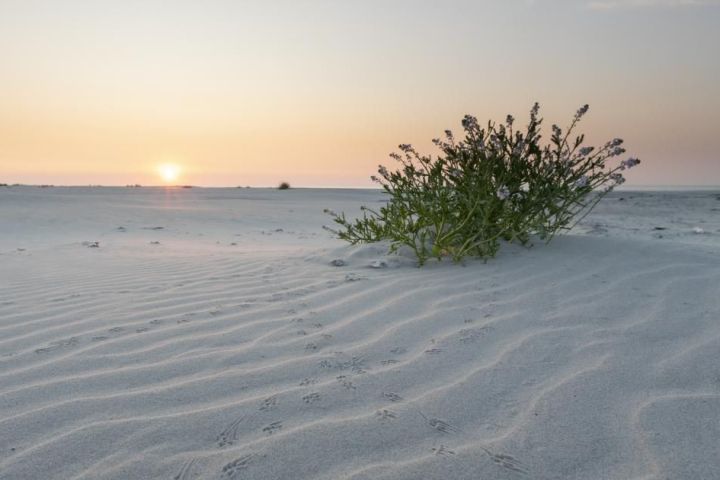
(1, 187, 719, 479)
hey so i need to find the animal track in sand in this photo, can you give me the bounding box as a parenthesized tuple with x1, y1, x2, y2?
(424, 348, 442, 355)
(418, 412, 461, 434)
(176, 312, 197, 323)
(135, 327, 150, 333)
(34, 337, 79, 354)
(381, 359, 399, 365)
(90, 336, 109, 342)
(319, 354, 367, 373)
(344, 273, 365, 282)
(173, 458, 198, 480)
(217, 416, 247, 447)
(382, 392, 403, 402)
(390, 347, 407, 355)
(431, 445, 456, 456)
(221, 454, 254, 478)
(108, 327, 125, 333)
(259, 396, 278, 411)
(336, 375, 356, 390)
(480, 447, 528, 475)
(299, 377, 317, 386)
(458, 326, 494, 344)
(375, 409, 397, 422)
(302, 392, 321, 404)
(262, 421, 282, 435)
(427, 418, 459, 434)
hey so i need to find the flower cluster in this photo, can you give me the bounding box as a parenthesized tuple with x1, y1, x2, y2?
(326, 104, 641, 265)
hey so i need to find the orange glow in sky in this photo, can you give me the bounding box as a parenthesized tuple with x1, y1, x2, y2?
(0, 1, 718, 187)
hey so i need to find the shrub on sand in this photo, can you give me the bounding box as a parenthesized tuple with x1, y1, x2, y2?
(325, 103, 640, 265)
(278, 182, 291, 190)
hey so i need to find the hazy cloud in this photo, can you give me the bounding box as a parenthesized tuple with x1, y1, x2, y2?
(588, 0, 720, 9)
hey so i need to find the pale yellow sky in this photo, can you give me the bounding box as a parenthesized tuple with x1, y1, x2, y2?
(1, 0, 719, 187)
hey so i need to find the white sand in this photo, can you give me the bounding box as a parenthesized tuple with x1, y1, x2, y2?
(1, 186, 719, 479)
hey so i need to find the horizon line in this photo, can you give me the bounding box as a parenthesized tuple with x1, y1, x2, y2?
(2, 183, 720, 191)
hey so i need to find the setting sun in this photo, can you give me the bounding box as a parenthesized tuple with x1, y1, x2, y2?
(157, 164, 181, 183)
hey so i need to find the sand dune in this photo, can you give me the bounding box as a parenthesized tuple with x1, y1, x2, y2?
(1, 187, 719, 479)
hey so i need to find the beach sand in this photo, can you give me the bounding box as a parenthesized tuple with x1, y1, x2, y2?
(1, 186, 719, 479)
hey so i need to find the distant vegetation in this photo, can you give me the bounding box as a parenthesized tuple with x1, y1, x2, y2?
(278, 182, 291, 190)
(326, 103, 641, 265)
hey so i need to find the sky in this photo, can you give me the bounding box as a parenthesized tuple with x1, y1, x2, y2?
(1, 0, 718, 187)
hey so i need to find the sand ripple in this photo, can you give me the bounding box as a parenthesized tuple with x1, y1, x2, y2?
(1, 189, 719, 479)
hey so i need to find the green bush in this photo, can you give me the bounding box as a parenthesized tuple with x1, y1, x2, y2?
(325, 103, 640, 265)
(278, 182, 291, 190)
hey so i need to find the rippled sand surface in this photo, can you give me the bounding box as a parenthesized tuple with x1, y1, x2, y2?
(1, 187, 719, 479)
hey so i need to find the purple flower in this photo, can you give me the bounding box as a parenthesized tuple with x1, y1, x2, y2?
(530, 102, 540, 121)
(579, 146, 594, 156)
(496, 186, 510, 200)
(611, 138, 624, 147)
(576, 104, 589, 118)
(575, 176, 589, 188)
(461, 115, 478, 130)
(610, 173, 625, 185)
(621, 157, 641, 169)
(506, 115, 515, 127)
